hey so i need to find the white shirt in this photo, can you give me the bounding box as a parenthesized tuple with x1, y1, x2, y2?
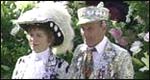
(89, 36, 108, 70)
(23, 48, 50, 79)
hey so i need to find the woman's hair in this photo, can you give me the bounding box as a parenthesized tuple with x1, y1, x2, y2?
(21, 22, 55, 47)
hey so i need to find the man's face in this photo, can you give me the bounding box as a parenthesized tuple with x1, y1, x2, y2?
(80, 21, 106, 47)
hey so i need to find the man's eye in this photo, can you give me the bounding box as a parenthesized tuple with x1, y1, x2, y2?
(86, 27, 92, 30)
(81, 27, 85, 30)
(37, 34, 42, 37)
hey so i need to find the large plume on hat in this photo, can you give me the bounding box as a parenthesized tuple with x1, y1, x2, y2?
(13, 1, 75, 54)
(36, 1, 75, 54)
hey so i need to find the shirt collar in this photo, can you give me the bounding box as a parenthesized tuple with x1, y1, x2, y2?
(95, 36, 108, 54)
(31, 48, 50, 61)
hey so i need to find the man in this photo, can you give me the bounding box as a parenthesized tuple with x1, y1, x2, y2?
(69, 2, 134, 79)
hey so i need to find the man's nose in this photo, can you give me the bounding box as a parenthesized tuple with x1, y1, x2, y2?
(83, 30, 89, 37)
(81, 28, 89, 38)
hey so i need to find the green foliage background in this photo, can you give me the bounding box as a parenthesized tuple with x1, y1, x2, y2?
(1, 1, 149, 79)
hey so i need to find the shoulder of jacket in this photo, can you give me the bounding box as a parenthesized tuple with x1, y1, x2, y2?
(110, 42, 131, 57)
(73, 44, 86, 56)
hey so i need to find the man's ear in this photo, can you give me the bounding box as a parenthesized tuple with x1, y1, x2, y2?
(101, 21, 107, 31)
(101, 21, 106, 27)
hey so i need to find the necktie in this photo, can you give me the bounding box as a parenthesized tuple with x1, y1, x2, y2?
(82, 48, 96, 79)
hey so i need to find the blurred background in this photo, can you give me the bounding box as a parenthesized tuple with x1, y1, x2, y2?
(1, 1, 149, 79)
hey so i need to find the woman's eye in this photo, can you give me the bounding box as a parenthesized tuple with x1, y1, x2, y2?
(30, 33, 33, 37)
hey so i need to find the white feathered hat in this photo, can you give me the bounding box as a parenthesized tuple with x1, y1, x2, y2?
(14, 1, 75, 54)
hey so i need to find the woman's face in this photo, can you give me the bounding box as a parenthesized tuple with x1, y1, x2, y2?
(26, 28, 51, 53)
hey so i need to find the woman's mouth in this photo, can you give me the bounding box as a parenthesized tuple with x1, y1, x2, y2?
(33, 44, 39, 46)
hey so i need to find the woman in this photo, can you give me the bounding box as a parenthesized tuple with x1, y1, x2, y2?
(11, 1, 74, 79)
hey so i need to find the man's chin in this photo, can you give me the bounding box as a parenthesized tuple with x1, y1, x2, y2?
(86, 43, 95, 47)
(86, 41, 99, 47)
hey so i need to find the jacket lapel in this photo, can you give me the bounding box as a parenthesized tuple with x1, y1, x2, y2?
(102, 40, 117, 78)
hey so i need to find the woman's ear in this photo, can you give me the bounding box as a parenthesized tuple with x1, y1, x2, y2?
(48, 35, 54, 46)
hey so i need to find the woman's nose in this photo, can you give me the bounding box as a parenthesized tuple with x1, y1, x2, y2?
(30, 36, 37, 42)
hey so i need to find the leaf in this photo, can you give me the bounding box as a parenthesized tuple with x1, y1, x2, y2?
(134, 70, 149, 79)
(1, 65, 10, 71)
(132, 57, 144, 66)
(141, 52, 149, 68)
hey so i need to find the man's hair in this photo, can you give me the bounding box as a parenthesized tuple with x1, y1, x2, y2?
(99, 20, 108, 28)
